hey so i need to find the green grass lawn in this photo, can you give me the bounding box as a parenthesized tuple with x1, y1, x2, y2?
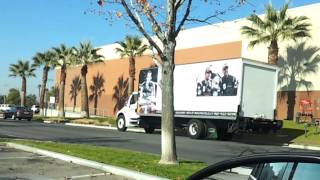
(3, 139, 206, 179)
(283, 120, 320, 146)
(32, 116, 117, 126)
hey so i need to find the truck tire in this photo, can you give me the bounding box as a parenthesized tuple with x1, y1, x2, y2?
(187, 119, 205, 139)
(116, 115, 127, 132)
(144, 127, 155, 134)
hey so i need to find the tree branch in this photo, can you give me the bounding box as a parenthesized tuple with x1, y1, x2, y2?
(167, 0, 177, 40)
(175, 0, 192, 37)
(142, 4, 165, 42)
(120, 0, 164, 60)
(185, 3, 242, 25)
(175, 0, 185, 10)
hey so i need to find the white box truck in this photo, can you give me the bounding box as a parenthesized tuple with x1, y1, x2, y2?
(116, 58, 282, 140)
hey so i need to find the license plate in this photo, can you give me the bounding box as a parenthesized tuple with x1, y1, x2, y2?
(24, 112, 29, 115)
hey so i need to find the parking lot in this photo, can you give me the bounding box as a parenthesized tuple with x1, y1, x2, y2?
(0, 144, 129, 180)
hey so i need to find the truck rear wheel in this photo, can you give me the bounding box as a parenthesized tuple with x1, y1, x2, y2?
(116, 115, 127, 132)
(187, 119, 205, 139)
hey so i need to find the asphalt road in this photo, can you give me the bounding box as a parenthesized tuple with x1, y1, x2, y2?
(0, 119, 315, 164)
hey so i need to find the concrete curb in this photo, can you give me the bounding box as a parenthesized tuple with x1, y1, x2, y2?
(64, 123, 145, 133)
(285, 144, 320, 151)
(6, 142, 168, 180)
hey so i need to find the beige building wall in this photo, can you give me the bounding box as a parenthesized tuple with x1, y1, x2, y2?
(56, 42, 242, 116)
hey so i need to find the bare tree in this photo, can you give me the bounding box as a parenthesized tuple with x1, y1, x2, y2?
(94, 0, 245, 165)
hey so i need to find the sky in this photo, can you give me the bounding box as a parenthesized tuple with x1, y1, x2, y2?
(0, 0, 319, 98)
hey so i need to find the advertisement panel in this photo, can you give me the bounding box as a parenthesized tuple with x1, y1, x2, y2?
(174, 59, 242, 114)
(137, 59, 242, 117)
(137, 68, 159, 114)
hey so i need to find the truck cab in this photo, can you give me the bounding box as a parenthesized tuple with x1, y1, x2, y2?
(116, 92, 140, 131)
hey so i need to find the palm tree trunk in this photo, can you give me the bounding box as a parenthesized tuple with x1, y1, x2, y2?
(40, 66, 49, 116)
(94, 93, 98, 115)
(128, 57, 136, 96)
(81, 65, 89, 118)
(287, 90, 296, 120)
(73, 92, 77, 112)
(268, 40, 279, 65)
(159, 45, 178, 165)
(58, 64, 66, 118)
(128, 56, 135, 95)
(21, 77, 27, 107)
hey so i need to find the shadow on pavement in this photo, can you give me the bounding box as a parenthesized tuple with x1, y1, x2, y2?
(233, 128, 306, 146)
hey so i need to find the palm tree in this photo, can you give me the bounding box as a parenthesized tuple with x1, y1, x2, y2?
(33, 50, 57, 116)
(89, 73, 105, 115)
(75, 41, 103, 118)
(53, 44, 76, 118)
(115, 35, 148, 95)
(69, 76, 81, 112)
(241, 2, 311, 64)
(112, 76, 129, 113)
(278, 42, 320, 120)
(9, 60, 36, 106)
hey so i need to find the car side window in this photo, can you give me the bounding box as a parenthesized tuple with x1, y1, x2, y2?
(130, 94, 138, 105)
(253, 163, 289, 180)
(291, 163, 320, 180)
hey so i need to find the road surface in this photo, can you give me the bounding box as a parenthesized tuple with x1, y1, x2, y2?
(0, 119, 314, 164)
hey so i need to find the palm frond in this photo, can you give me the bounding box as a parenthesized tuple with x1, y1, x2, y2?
(241, 1, 311, 52)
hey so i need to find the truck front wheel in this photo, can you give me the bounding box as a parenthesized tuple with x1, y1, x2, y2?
(187, 119, 205, 139)
(116, 115, 127, 132)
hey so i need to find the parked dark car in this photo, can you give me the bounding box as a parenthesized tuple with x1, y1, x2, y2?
(15, 106, 33, 120)
(0, 106, 33, 121)
(0, 106, 17, 119)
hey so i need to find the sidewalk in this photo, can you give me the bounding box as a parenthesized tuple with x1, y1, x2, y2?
(0, 144, 127, 180)
(6, 142, 168, 180)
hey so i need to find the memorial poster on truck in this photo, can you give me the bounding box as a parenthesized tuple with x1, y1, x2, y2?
(137, 59, 243, 117)
(137, 68, 159, 114)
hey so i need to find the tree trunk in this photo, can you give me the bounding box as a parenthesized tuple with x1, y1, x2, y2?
(81, 65, 90, 118)
(40, 66, 49, 116)
(73, 92, 77, 112)
(128, 56, 135, 95)
(21, 77, 27, 107)
(94, 93, 98, 115)
(58, 65, 66, 118)
(287, 90, 296, 120)
(268, 40, 279, 65)
(159, 45, 178, 165)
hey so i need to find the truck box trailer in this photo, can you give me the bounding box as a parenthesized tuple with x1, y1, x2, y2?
(116, 58, 282, 140)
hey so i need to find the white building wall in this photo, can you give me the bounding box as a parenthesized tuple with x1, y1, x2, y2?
(242, 3, 320, 91)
